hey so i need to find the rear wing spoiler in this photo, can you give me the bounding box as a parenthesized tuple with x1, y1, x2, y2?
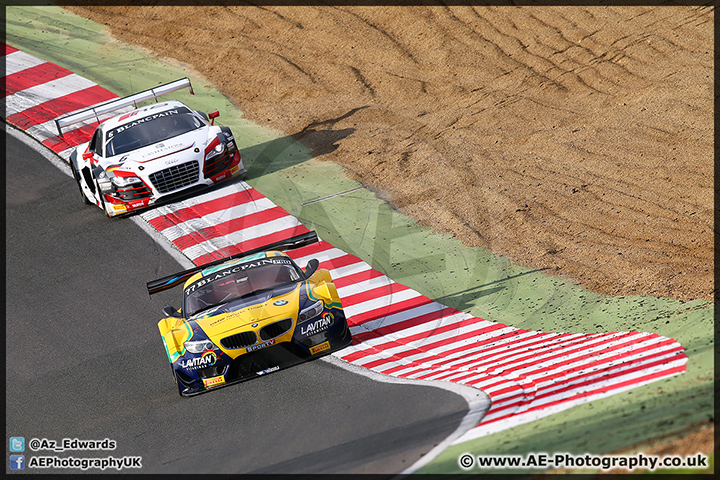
(54, 77, 194, 137)
(146, 231, 319, 296)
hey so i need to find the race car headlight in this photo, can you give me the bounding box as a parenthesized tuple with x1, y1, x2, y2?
(111, 175, 143, 188)
(94, 168, 113, 194)
(184, 339, 215, 354)
(298, 300, 324, 323)
(205, 142, 226, 160)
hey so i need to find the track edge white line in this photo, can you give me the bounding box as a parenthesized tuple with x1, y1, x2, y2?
(321, 354, 491, 475)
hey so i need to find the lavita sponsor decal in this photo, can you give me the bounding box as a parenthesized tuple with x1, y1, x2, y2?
(301, 313, 334, 336)
(180, 351, 217, 370)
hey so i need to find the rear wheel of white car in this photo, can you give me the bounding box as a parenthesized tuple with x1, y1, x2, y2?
(71, 162, 92, 205)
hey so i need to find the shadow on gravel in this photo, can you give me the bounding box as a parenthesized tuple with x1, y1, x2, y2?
(241, 107, 368, 179)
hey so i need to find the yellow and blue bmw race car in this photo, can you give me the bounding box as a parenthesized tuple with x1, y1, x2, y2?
(147, 232, 352, 396)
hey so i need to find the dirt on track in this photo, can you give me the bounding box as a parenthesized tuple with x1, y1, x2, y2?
(64, 4, 714, 302)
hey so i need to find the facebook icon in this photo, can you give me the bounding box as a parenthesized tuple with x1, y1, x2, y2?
(9, 454, 25, 470)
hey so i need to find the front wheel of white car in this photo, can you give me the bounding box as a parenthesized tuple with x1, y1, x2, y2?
(71, 162, 92, 205)
(93, 177, 112, 217)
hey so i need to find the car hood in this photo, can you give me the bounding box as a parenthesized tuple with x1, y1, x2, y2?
(191, 284, 302, 339)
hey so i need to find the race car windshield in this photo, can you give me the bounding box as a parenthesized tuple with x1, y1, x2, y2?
(184, 261, 302, 317)
(104, 108, 203, 157)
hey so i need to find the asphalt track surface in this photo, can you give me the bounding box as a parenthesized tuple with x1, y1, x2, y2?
(5, 129, 469, 474)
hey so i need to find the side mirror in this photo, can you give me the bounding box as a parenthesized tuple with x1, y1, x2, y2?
(82, 151, 94, 160)
(303, 259, 320, 279)
(208, 110, 220, 125)
(162, 305, 182, 318)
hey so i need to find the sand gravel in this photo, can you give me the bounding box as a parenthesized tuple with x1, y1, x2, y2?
(64, 4, 713, 302)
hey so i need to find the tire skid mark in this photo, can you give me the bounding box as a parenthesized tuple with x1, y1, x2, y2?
(348, 66, 375, 97)
(499, 161, 703, 226)
(248, 4, 305, 30)
(530, 9, 651, 90)
(482, 164, 709, 256)
(268, 51, 317, 84)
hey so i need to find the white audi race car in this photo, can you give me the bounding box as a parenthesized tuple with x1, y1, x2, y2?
(57, 78, 246, 217)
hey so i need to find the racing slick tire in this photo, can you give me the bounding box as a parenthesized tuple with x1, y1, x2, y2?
(71, 162, 92, 205)
(173, 371, 186, 398)
(93, 176, 112, 218)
